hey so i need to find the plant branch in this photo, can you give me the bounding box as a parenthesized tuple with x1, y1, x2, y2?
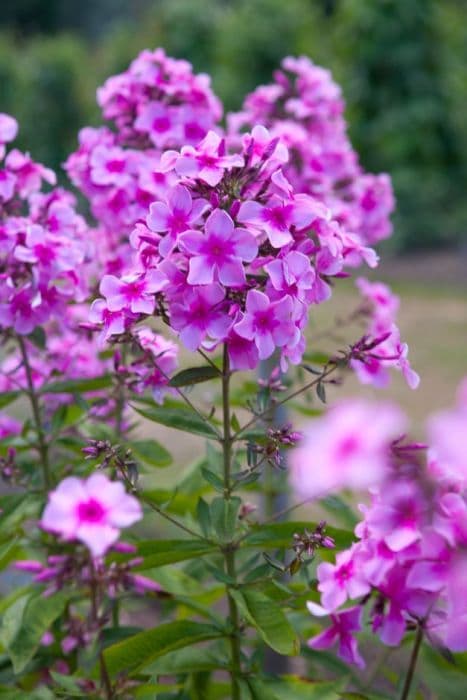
(17, 335, 51, 490)
(233, 359, 343, 440)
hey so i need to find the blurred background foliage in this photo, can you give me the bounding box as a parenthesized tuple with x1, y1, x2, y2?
(0, 0, 466, 251)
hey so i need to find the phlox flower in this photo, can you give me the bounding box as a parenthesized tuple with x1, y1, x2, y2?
(180, 209, 258, 287)
(41, 473, 142, 557)
(307, 602, 365, 668)
(317, 547, 370, 611)
(146, 184, 209, 257)
(234, 289, 297, 360)
(290, 399, 406, 500)
(170, 283, 231, 351)
(174, 131, 244, 187)
(99, 270, 167, 315)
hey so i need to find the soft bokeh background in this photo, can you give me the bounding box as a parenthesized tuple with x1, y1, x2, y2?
(1, 0, 466, 431)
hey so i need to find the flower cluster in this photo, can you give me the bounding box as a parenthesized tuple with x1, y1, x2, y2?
(299, 382, 467, 666)
(350, 277, 419, 389)
(65, 48, 222, 257)
(0, 117, 89, 334)
(92, 126, 378, 370)
(228, 56, 394, 245)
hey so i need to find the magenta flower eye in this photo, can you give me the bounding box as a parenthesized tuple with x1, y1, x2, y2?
(77, 498, 106, 524)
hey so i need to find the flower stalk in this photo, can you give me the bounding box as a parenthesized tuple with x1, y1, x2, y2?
(17, 335, 51, 490)
(221, 344, 242, 699)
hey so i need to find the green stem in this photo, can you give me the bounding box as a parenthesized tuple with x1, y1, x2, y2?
(90, 562, 113, 700)
(221, 345, 242, 700)
(400, 625, 423, 700)
(17, 335, 51, 490)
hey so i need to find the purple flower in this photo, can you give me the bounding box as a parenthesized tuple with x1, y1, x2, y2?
(41, 473, 142, 557)
(234, 289, 296, 360)
(180, 209, 258, 286)
(290, 399, 406, 500)
(317, 548, 370, 611)
(307, 602, 365, 668)
(170, 283, 231, 351)
(175, 131, 244, 186)
(99, 270, 167, 315)
(147, 184, 209, 257)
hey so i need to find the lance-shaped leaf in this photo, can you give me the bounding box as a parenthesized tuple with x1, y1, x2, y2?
(131, 439, 172, 467)
(242, 521, 353, 550)
(169, 365, 220, 387)
(40, 375, 112, 394)
(132, 401, 219, 439)
(103, 620, 223, 675)
(4, 591, 69, 673)
(231, 588, 299, 656)
(130, 539, 217, 570)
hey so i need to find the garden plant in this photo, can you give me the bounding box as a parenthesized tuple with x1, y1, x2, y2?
(0, 48, 465, 700)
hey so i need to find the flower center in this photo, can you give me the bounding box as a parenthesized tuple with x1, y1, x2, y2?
(77, 498, 106, 523)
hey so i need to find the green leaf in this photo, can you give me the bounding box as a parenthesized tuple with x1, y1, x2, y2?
(210, 497, 241, 542)
(131, 439, 172, 467)
(5, 591, 68, 673)
(103, 620, 223, 675)
(231, 589, 299, 656)
(131, 539, 216, 570)
(50, 671, 86, 697)
(0, 392, 19, 410)
(133, 402, 219, 439)
(242, 521, 353, 551)
(148, 645, 229, 675)
(40, 375, 112, 394)
(231, 413, 241, 432)
(197, 498, 212, 538)
(201, 467, 224, 492)
(249, 676, 344, 700)
(316, 381, 326, 403)
(242, 520, 355, 550)
(169, 365, 220, 387)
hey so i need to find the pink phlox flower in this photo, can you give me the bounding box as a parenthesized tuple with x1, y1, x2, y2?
(146, 184, 209, 257)
(226, 329, 259, 371)
(406, 531, 451, 592)
(175, 131, 244, 186)
(234, 289, 297, 360)
(265, 250, 315, 304)
(170, 283, 231, 351)
(134, 102, 181, 148)
(0, 285, 46, 335)
(317, 547, 370, 611)
(0, 168, 16, 200)
(41, 472, 142, 557)
(366, 479, 428, 552)
(99, 269, 167, 315)
(90, 145, 133, 187)
(307, 602, 365, 668)
(5, 149, 55, 196)
(89, 298, 129, 345)
(180, 208, 258, 286)
(290, 399, 406, 500)
(14, 224, 83, 273)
